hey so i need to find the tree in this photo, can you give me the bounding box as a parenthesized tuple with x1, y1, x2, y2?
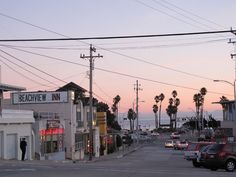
(219, 96, 229, 119)
(193, 87, 207, 131)
(96, 102, 121, 131)
(97, 102, 109, 112)
(152, 104, 158, 129)
(127, 108, 136, 131)
(158, 93, 165, 128)
(112, 95, 121, 121)
(166, 90, 180, 129)
(154, 93, 165, 128)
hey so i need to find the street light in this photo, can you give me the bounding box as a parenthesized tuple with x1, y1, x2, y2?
(213, 80, 236, 100)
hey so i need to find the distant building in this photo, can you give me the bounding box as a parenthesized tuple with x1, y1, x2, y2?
(213, 100, 236, 139)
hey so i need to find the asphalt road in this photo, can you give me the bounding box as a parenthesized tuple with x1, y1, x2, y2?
(0, 136, 235, 177)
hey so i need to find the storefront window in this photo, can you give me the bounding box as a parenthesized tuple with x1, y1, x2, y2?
(40, 128, 64, 154)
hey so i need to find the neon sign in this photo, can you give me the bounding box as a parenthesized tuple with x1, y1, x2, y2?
(40, 128, 64, 135)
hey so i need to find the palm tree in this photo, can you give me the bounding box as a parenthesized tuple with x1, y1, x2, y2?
(174, 98, 180, 129)
(112, 95, 121, 121)
(200, 87, 207, 130)
(127, 108, 136, 131)
(166, 91, 180, 129)
(153, 104, 158, 129)
(172, 90, 177, 98)
(193, 87, 207, 131)
(158, 93, 165, 128)
(154, 95, 160, 129)
(193, 93, 201, 130)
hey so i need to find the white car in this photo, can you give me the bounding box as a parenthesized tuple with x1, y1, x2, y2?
(170, 132, 180, 139)
(151, 132, 160, 136)
(165, 140, 175, 148)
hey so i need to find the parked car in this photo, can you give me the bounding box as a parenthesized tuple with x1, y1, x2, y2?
(192, 144, 214, 167)
(151, 132, 160, 137)
(174, 140, 188, 150)
(122, 134, 133, 146)
(165, 140, 175, 148)
(184, 141, 213, 161)
(170, 132, 180, 139)
(204, 143, 236, 172)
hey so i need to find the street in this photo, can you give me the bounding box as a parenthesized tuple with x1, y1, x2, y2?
(0, 136, 235, 177)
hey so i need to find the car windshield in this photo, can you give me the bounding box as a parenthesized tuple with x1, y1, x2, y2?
(200, 144, 212, 152)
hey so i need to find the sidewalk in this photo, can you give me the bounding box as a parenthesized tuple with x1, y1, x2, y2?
(0, 144, 141, 165)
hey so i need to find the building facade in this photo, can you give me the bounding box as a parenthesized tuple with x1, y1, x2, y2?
(3, 82, 100, 160)
(216, 100, 236, 139)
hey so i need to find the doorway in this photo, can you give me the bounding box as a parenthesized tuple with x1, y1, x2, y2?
(6, 134, 17, 159)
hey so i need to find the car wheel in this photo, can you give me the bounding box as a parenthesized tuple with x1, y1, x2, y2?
(225, 160, 235, 172)
(192, 160, 201, 168)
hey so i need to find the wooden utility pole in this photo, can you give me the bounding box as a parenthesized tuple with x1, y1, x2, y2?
(80, 44, 102, 161)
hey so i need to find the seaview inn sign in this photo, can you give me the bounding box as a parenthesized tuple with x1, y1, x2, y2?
(12, 91, 68, 104)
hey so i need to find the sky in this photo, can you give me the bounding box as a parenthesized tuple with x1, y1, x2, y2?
(1, 0, 236, 122)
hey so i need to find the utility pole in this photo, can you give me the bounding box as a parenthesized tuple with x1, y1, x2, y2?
(134, 80, 142, 131)
(229, 31, 236, 120)
(80, 44, 103, 161)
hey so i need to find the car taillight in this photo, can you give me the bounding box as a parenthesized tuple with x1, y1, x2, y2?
(218, 151, 226, 158)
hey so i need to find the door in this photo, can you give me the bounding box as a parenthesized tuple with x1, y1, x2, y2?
(6, 134, 17, 159)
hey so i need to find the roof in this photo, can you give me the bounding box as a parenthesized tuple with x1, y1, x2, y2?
(0, 83, 26, 92)
(56, 82, 87, 92)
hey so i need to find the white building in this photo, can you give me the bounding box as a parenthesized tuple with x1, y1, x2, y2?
(214, 100, 236, 139)
(3, 82, 100, 160)
(0, 83, 35, 160)
(0, 109, 35, 160)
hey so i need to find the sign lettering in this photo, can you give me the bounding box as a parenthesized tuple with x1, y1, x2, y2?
(12, 91, 68, 104)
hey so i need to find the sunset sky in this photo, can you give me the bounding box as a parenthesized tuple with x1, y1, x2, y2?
(1, 0, 236, 121)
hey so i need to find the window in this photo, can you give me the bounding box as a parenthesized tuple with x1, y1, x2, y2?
(75, 134, 84, 151)
(76, 106, 83, 128)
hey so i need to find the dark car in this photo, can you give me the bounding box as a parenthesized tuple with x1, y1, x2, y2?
(192, 144, 214, 167)
(205, 143, 236, 172)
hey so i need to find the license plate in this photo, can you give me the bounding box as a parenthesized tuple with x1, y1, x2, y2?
(210, 155, 214, 158)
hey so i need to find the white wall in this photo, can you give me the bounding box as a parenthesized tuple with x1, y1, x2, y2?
(0, 109, 34, 160)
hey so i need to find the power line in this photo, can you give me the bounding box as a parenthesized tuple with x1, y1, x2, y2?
(0, 12, 233, 97)
(134, 0, 209, 30)
(4, 44, 216, 81)
(0, 52, 59, 87)
(94, 82, 114, 100)
(0, 37, 229, 51)
(1, 45, 230, 96)
(98, 46, 215, 81)
(159, 0, 226, 29)
(152, 0, 217, 31)
(0, 30, 235, 42)
(0, 55, 51, 87)
(0, 12, 234, 82)
(0, 12, 69, 38)
(0, 49, 67, 85)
